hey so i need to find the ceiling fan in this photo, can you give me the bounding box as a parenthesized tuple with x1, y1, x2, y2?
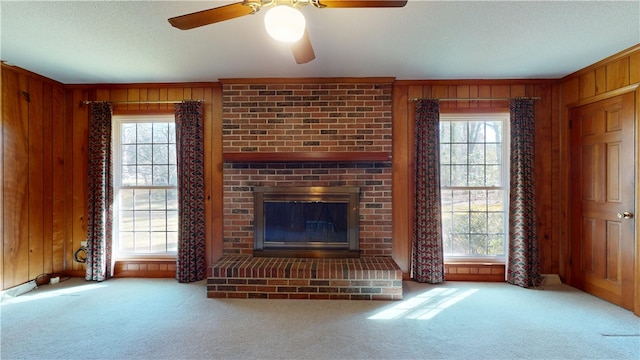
(168, 0, 408, 64)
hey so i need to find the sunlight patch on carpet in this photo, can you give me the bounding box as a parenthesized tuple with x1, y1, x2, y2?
(368, 287, 479, 320)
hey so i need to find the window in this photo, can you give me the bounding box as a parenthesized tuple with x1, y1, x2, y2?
(112, 115, 177, 258)
(439, 113, 509, 260)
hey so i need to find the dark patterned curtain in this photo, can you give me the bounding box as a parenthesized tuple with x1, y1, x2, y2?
(174, 101, 207, 283)
(507, 98, 541, 287)
(86, 102, 113, 281)
(412, 99, 445, 283)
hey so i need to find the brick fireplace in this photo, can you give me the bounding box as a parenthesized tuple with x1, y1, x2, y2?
(208, 79, 402, 299)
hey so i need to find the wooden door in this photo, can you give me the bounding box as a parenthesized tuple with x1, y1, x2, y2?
(569, 92, 635, 311)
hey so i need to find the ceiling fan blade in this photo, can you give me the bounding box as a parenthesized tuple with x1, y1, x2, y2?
(317, 0, 408, 8)
(168, 2, 254, 30)
(290, 30, 316, 64)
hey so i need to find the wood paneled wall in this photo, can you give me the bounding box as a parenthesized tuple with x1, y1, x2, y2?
(559, 44, 640, 313)
(63, 84, 224, 277)
(1, 65, 65, 289)
(391, 81, 561, 276)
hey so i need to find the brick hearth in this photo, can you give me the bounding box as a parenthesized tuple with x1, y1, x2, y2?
(208, 255, 402, 300)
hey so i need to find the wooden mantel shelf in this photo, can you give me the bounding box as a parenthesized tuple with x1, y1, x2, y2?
(223, 152, 391, 163)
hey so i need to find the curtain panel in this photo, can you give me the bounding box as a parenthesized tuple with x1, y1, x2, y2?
(507, 98, 541, 287)
(86, 102, 114, 281)
(174, 101, 207, 283)
(412, 99, 445, 283)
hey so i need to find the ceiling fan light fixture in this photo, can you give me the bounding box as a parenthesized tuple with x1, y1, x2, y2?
(264, 5, 306, 43)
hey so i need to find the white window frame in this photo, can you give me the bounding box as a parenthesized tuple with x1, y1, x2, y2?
(112, 114, 177, 260)
(439, 112, 510, 262)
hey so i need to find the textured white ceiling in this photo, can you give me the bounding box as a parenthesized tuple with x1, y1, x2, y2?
(1, 0, 639, 84)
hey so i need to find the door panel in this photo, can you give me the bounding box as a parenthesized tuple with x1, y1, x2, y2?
(570, 92, 635, 311)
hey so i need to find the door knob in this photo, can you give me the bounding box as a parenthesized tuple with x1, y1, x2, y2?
(616, 211, 634, 219)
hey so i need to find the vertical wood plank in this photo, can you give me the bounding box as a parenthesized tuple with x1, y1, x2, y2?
(561, 77, 580, 105)
(147, 88, 160, 110)
(28, 78, 45, 280)
(534, 84, 554, 274)
(606, 57, 630, 91)
(478, 85, 491, 108)
(391, 84, 411, 275)
(510, 84, 526, 97)
(456, 85, 470, 108)
(51, 85, 65, 273)
(211, 86, 224, 263)
(490, 84, 510, 107)
(579, 71, 596, 99)
(629, 52, 640, 84)
(110, 89, 127, 113)
(0, 65, 4, 289)
(127, 88, 140, 111)
(42, 82, 54, 275)
(3, 71, 30, 288)
(71, 89, 89, 271)
(595, 66, 606, 95)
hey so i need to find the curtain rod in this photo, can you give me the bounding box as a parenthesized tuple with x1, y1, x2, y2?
(82, 99, 204, 105)
(409, 97, 540, 102)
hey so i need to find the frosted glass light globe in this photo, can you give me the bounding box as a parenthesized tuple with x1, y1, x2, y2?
(264, 5, 306, 43)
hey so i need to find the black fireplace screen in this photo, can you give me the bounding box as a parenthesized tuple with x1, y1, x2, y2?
(264, 201, 348, 244)
(253, 186, 360, 256)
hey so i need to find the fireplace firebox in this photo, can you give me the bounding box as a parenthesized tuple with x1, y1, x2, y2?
(253, 186, 360, 258)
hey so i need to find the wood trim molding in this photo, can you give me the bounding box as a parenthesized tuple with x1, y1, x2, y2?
(565, 83, 639, 108)
(220, 77, 396, 85)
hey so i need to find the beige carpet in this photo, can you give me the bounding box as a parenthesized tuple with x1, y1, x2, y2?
(1, 277, 638, 359)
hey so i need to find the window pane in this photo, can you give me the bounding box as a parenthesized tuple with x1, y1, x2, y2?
(122, 165, 137, 186)
(151, 211, 166, 231)
(440, 165, 451, 187)
(151, 232, 167, 253)
(451, 165, 468, 187)
(485, 165, 501, 186)
(153, 165, 169, 186)
(439, 122, 450, 143)
(134, 190, 150, 210)
(137, 145, 153, 165)
(451, 144, 467, 164)
(451, 122, 467, 142)
(153, 144, 169, 164)
(137, 123, 153, 143)
(440, 143, 451, 165)
(119, 232, 134, 253)
(121, 123, 137, 144)
(486, 143, 501, 164)
(167, 232, 178, 252)
(153, 123, 169, 143)
(134, 211, 150, 231)
(167, 189, 178, 210)
(135, 232, 150, 253)
(122, 145, 136, 165)
(468, 143, 485, 164)
(470, 235, 487, 255)
(469, 212, 486, 234)
(120, 190, 134, 210)
(137, 165, 153, 185)
(167, 210, 178, 232)
(468, 165, 485, 186)
(119, 211, 134, 231)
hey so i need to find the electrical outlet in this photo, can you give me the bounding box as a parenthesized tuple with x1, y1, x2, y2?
(81, 241, 87, 247)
